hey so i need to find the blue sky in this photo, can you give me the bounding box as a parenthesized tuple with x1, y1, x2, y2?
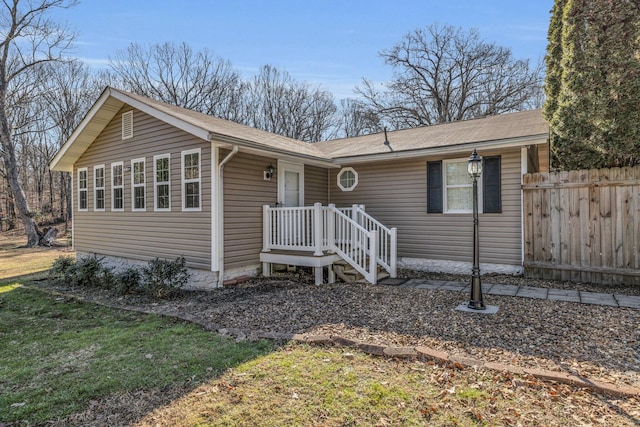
(54, 0, 553, 99)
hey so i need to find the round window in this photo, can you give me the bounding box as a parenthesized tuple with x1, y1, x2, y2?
(337, 167, 358, 191)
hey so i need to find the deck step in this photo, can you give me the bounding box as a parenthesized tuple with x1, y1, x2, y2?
(355, 271, 390, 284)
(332, 263, 358, 283)
(331, 259, 389, 284)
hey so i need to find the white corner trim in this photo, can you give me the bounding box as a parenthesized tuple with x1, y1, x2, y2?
(520, 146, 528, 266)
(211, 146, 219, 272)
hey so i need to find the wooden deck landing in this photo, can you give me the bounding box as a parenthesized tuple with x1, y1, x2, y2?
(260, 250, 342, 285)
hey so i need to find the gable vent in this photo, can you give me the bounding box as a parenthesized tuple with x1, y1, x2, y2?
(122, 110, 133, 140)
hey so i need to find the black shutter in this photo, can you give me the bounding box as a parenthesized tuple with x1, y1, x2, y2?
(427, 161, 443, 213)
(483, 156, 501, 213)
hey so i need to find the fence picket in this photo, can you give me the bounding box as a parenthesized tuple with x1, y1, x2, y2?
(523, 166, 640, 285)
(588, 169, 602, 284)
(579, 170, 590, 283)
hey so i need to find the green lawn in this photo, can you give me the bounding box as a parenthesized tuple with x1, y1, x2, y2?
(0, 283, 275, 424)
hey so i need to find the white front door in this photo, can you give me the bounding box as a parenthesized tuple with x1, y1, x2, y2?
(278, 161, 304, 207)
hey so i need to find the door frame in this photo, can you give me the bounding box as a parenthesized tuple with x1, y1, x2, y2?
(277, 160, 305, 206)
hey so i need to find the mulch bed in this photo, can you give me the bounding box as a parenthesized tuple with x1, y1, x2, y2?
(36, 270, 640, 393)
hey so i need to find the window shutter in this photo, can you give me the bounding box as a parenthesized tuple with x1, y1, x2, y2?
(482, 156, 501, 213)
(427, 161, 443, 213)
(122, 111, 133, 140)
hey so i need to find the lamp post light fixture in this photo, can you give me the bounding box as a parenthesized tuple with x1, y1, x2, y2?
(467, 148, 485, 310)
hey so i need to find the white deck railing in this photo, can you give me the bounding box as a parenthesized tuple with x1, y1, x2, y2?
(263, 203, 397, 283)
(348, 204, 397, 278)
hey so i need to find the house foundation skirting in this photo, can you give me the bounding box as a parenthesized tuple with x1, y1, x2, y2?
(76, 252, 228, 290)
(398, 257, 523, 276)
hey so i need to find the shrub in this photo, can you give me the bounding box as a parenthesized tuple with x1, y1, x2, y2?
(97, 267, 117, 289)
(70, 255, 117, 288)
(49, 255, 76, 283)
(48, 255, 191, 299)
(116, 267, 141, 295)
(140, 256, 190, 298)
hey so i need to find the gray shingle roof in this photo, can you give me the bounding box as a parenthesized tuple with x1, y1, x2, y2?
(316, 109, 548, 159)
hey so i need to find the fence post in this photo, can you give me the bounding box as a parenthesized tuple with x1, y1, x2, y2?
(369, 230, 378, 284)
(314, 202, 323, 256)
(390, 227, 397, 278)
(262, 205, 271, 252)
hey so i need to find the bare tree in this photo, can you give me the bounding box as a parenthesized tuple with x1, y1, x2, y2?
(109, 43, 340, 142)
(0, 0, 77, 246)
(40, 61, 104, 225)
(109, 42, 247, 122)
(357, 23, 544, 129)
(335, 98, 382, 138)
(246, 65, 337, 142)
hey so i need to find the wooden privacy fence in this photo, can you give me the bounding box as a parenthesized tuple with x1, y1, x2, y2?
(523, 166, 640, 285)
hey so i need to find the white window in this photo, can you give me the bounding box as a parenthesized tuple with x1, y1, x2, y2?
(131, 158, 146, 211)
(111, 162, 124, 211)
(94, 165, 105, 211)
(181, 148, 201, 211)
(78, 167, 88, 211)
(154, 154, 171, 211)
(443, 158, 482, 213)
(337, 167, 358, 192)
(122, 111, 133, 140)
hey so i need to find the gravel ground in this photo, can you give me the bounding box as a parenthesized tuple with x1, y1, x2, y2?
(40, 270, 640, 391)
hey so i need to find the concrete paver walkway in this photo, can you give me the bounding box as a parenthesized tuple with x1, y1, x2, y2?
(399, 279, 640, 309)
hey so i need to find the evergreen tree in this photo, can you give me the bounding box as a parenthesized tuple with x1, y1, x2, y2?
(543, 0, 640, 170)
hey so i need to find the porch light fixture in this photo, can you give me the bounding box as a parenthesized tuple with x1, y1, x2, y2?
(264, 164, 274, 180)
(124, 165, 132, 173)
(467, 149, 485, 310)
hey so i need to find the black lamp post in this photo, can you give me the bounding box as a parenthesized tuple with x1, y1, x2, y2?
(467, 149, 485, 310)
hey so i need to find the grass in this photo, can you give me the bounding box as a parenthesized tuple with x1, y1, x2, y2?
(0, 284, 275, 424)
(0, 231, 71, 281)
(134, 344, 632, 426)
(1, 232, 638, 426)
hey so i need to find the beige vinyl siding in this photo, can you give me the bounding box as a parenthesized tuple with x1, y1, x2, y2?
(329, 148, 524, 266)
(222, 157, 330, 269)
(304, 165, 329, 205)
(223, 151, 278, 269)
(73, 107, 212, 270)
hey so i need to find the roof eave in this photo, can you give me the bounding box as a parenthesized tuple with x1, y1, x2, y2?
(208, 132, 337, 168)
